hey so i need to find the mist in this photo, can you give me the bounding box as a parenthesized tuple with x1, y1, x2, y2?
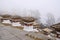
(0, 0, 60, 24)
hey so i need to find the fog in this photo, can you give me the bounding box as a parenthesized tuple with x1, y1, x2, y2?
(0, 0, 60, 24)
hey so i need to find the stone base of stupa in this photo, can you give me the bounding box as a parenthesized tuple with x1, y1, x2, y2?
(2, 23, 11, 26)
(12, 26, 24, 30)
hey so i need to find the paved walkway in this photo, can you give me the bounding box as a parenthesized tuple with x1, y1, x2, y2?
(0, 24, 34, 40)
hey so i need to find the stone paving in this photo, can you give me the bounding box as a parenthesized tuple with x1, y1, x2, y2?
(0, 23, 34, 40)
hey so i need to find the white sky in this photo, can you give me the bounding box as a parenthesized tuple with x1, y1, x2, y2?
(0, 0, 60, 23)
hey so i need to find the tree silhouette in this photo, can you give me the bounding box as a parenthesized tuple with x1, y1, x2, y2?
(46, 13, 55, 27)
